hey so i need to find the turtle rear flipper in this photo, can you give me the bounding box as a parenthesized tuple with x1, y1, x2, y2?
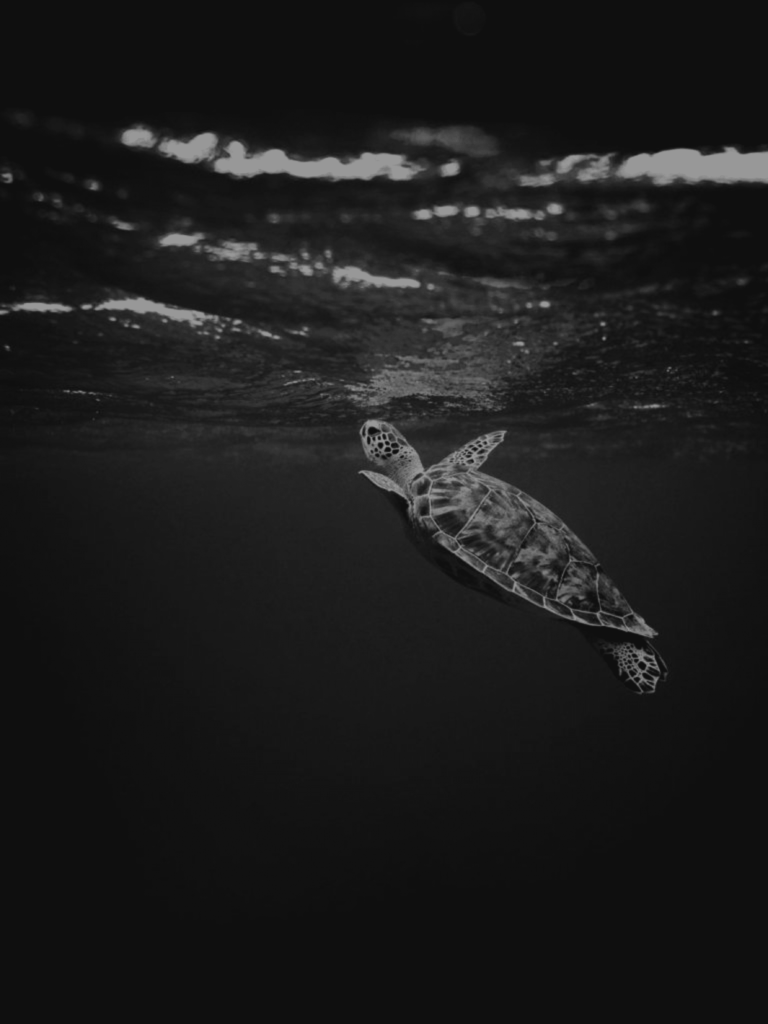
(579, 626, 668, 694)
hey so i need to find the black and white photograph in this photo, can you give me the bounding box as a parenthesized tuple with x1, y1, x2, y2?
(3, 4, 765, 950)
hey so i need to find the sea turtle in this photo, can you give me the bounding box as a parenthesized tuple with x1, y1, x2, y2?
(359, 419, 667, 694)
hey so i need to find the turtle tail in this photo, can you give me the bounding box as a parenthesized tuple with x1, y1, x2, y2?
(578, 626, 669, 695)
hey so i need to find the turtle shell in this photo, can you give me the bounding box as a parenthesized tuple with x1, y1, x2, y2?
(410, 465, 655, 637)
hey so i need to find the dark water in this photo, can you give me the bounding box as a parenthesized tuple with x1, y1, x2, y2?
(2, 111, 766, 451)
(2, 111, 766, 930)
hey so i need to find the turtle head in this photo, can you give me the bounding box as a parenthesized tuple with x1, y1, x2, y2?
(360, 420, 424, 490)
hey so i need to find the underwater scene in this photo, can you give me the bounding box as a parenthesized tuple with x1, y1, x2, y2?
(2, 103, 766, 930)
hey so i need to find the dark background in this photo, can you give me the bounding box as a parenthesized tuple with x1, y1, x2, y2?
(3, 3, 764, 150)
(10, 445, 765, 934)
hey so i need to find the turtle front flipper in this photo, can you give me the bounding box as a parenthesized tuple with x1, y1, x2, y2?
(578, 626, 668, 694)
(435, 431, 507, 471)
(359, 470, 407, 499)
